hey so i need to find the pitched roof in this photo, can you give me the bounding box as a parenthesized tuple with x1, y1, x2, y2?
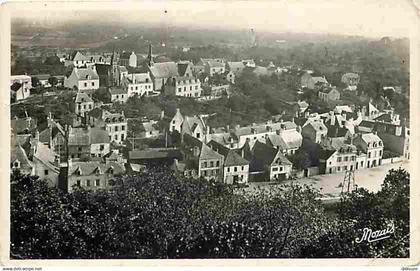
(360, 133, 382, 144)
(307, 120, 327, 133)
(125, 73, 152, 84)
(207, 60, 225, 68)
(149, 62, 179, 78)
(319, 149, 336, 161)
(32, 74, 50, 80)
(312, 76, 329, 84)
(234, 121, 296, 137)
(374, 113, 393, 123)
(74, 67, 99, 80)
(75, 92, 94, 103)
(177, 62, 191, 76)
(224, 150, 249, 167)
(183, 116, 206, 134)
(68, 128, 90, 146)
(227, 61, 245, 71)
(69, 161, 124, 176)
(70, 51, 87, 61)
(11, 144, 33, 170)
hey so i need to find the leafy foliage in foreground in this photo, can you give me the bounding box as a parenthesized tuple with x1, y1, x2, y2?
(10, 168, 409, 259)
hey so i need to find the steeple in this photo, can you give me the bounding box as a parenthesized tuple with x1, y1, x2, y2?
(147, 44, 154, 67)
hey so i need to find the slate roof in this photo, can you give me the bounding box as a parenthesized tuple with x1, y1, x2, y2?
(125, 73, 152, 84)
(312, 77, 329, 84)
(250, 141, 291, 172)
(374, 113, 393, 123)
(74, 67, 99, 80)
(234, 121, 296, 137)
(70, 51, 87, 61)
(11, 144, 33, 170)
(224, 150, 249, 167)
(69, 161, 125, 176)
(140, 122, 158, 133)
(319, 149, 336, 161)
(89, 127, 110, 144)
(326, 125, 349, 138)
(360, 133, 382, 144)
(32, 74, 50, 81)
(267, 132, 302, 150)
(183, 116, 206, 135)
(207, 60, 225, 68)
(306, 120, 327, 133)
(227, 61, 245, 71)
(149, 62, 179, 78)
(68, 127, 109, 146)
(177, 62, 191, 77)
(109, 87, 128, 95)
(75, 92, 94, 103)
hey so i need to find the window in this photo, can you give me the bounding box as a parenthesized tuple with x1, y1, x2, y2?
(115, 126, 119, 132)
(178, 87, 181, 93)
(234, 166, 237, 172)
(114, 135, 118, 140)
(280, 166, 283, 171)
(95, 179, 100, 186)
(242, 166, 244, 170)
(273, 167, 278, 172)
(344, 166, 348, 170)
(121, 125, 125, 131)
(216, 161, 220, 167)
(203, 170, 207, 176)
(227, 167, 230, 172)
(76, 180, 81, 186)
(100, 144, 104, 151)
(344, 156, 348, 162)
(195, 86, 198, 90)
(44, 169, 49, 175)
(89, 104, 92, 109)
(203, 161, 208, 168)
(368, 152, 371, 158)
(92, 82, 95, 86)
(337, 157, 342, 162)
(351, 156, 356, 161)
(337, 166, 341, 171)
(190, 86, 192, 91)
(86, 180, 91, 187)
(84, 82, 87, 87)
(121, 134, 124, 141)
(83, 105, 86, 109)
(210, 161, 214, 167)
(78, 147, 82, 152)
(379, 150, 382, 156)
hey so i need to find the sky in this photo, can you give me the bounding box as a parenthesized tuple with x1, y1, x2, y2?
(8, 0, 419, 38)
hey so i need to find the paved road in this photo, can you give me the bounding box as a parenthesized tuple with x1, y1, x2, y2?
(244, 160, 410, 199)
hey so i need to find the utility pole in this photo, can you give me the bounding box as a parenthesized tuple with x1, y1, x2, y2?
(341, 170, 356, 195)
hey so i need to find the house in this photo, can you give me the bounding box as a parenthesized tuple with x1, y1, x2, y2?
(207, 131, 239, 149)
(148, 62, 179, 91)
(11, 116, 37, 135)
(164, 76, 202, 97)
(129, 148, 182, 167)
(318, 86, 340, 102)
(119, 51, 133, 67)
(266, 123, 303, 156)
(226, 61, 245, 75)
(109, 87, 129, 103)
(64, 51, 89, 67)
(353, 132, 383, 168)
(205, 60, 226, 76)
(301, 119, 328, 144)
(181, 115, 208, 142)
(64, 66, 100, 91)
(242, 59, 256, 68)
(29, 135, 61, 187)
(222, 70, 235, 84)
(169, 108, 184, 133)
(74, 92, 94, 117)
(31, 74, 51, 87)
(233, 120, 298, 148)
(177, 61, 195, 77)
(65, 160, 125, 192)
(301, 73, 329, 89)
(208, 140, 250, 184)
(375, 120, 409, 159)
(208, 84, 230, 98)
(67, 127, 110, 160)
(319, 137, 362, 174)
(139, 121, 160, 138)
(122, 72, 154, 97)
(39, 113, 67, 161)
(246, 140, 292, 181)
(341, 73, 360, 91)
(86, 54, 111, 65)
(182, 134, 224, 181)
(10, 75, 32, 100)
(88, 109, 127, 144)
(11, 144, 34, 175)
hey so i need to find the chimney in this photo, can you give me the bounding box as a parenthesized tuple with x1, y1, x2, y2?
(173, 158, 179, 167)
(35, 130, 39, 141)
(160, 110, 165, 120)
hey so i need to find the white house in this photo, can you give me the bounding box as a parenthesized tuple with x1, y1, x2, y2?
(354, 132, 383, 168)
(65, 51, 89, 68)
(64, 66, 100, 91)
(122, 72, 154, 97)
(11, 75, 32, 101)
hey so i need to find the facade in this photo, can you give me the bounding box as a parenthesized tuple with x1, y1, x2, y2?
(67, 127, 110, 160)
(205, 60, 226, 76)
(319, 87, 340, 102)
(181, 115, 208, 142)
(353, 133, 383, 168)
(169, 108, 184, 133)
(11, 75, 32, 100)
(319, 141, 359, 174)
(182, 134, 224, 181)
(301, 73, 329, 89)
(266, 125, 303, 156)
(66, 160, 125, 192)
(74, 92, 94, 117)
(226, 61, 245, 75)
(139, 121, 160, 138)
(109, 87, 129, 103)
(177, 61, 195, 77)
(148, 62, 179, 91)
(88, 109, 127, 144)
(64, 66, 100, 91)
(165, 76, 202, 97)
(301, 119, 328, 144)
(122, 73, 154, 97)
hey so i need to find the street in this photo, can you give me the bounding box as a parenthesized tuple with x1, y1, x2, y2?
(244, 160, 410, 198)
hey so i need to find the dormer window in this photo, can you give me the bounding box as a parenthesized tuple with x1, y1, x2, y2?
(74, 167, 82, 176)
(107, 166, 114, 174)
(12, 160, 20, 168)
